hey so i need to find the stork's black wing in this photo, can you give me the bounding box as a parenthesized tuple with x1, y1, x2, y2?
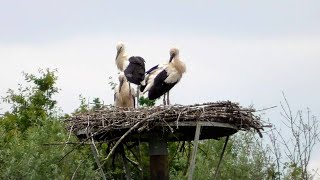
(140, 64, 160, 92)
(146, 64, 159, 74)
(128, 56, 145, 66)
(124, 56, 146, 85)
(148, 70, 177, 100)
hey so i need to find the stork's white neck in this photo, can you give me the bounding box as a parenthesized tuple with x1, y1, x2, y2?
(172, 57, 186, 74)
(116, 52, 128, 71)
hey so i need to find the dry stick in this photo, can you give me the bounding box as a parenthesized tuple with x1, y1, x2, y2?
(71, 159, 84, 180)
(120, 144, 131, 180)
(89, 135, 107, 180)
(176, 111, 182, 129)
(63, 124, 74, 151)
(71, 153, 92, 180)
(161, 118, 174, 133)
(176, 108, 187, 129)
(188, 121, 201, 180)
(58, 125, 112, 163)
(124, 156, 142, 171)
(85, 114, 107, 180)
(43, 142, 103, 146)
(213, 136, 230, 180)
(255, 105, 278, 112)
(124, 143, 142, 171)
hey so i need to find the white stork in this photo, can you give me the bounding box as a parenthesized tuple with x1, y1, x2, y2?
(114, 73, 136, 108)
(115, 42, 146, 107)
(141, 48, 186, 105)
(124, 56, 146, 86)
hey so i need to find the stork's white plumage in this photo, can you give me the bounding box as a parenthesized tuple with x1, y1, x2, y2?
(114, 73, 136, 108)
(115, 42, 128, 72)
(141, 48, 186, 103)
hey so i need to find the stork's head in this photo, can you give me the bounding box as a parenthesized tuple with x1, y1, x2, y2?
(169, 48, 179, 62)
(116, 42, 125, 60)
(118, 73, 126, 92)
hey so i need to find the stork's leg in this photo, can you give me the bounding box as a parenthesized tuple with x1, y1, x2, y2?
(136, 86, 140, 108)
(163, 93, 166, 105)
(128, 82, 135, 108)
(167, 91, 170, 105)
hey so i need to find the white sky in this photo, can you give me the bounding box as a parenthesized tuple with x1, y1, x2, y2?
(0, 0, 319, 176)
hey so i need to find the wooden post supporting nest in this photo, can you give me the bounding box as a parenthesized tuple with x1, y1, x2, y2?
(149, 134, 169, 180)
(188, 121, 202, 180)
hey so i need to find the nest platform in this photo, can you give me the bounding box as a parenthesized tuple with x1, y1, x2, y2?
(66, 101, 265, 142)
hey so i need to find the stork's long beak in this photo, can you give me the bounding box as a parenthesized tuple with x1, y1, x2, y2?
(169, 53, 175, 62)
(119, 78, 124, 92)
(116, 47, 122, 60)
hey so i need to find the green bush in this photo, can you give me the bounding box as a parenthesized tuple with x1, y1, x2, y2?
(0, 69, 98, 179)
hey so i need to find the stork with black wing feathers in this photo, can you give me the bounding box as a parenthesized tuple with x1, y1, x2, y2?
(141, 48, 186, 105)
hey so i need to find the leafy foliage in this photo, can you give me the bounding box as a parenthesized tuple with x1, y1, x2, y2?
(0, 69, 98, 179)
(138, 96, 156, 107)
(108, 76, 117, 90)
(2, 69, 59, 132)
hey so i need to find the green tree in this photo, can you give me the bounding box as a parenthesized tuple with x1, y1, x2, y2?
(2, 69, 58, 132)
(0, 69, 98, 179)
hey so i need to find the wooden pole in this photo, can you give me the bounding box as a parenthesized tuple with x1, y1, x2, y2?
(213, 136, 230, 179)
(188, 121, 202, 180)
(149, 135, 169, 180)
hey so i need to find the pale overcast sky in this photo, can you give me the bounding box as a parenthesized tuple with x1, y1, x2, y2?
(0, 0, 319, 173)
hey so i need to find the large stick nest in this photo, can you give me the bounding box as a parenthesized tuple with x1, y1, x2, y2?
(66, 101, 267, 140)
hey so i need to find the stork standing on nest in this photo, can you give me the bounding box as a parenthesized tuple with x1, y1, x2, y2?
(114, 73, 136, 108)
(141, 48, 186, 105)
(115, 42, 146, 107)
(140, 62, 168, 104)
(124, 56, 146, 86)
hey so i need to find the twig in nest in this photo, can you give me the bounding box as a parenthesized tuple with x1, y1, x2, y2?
(161, 118, 174, 133)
